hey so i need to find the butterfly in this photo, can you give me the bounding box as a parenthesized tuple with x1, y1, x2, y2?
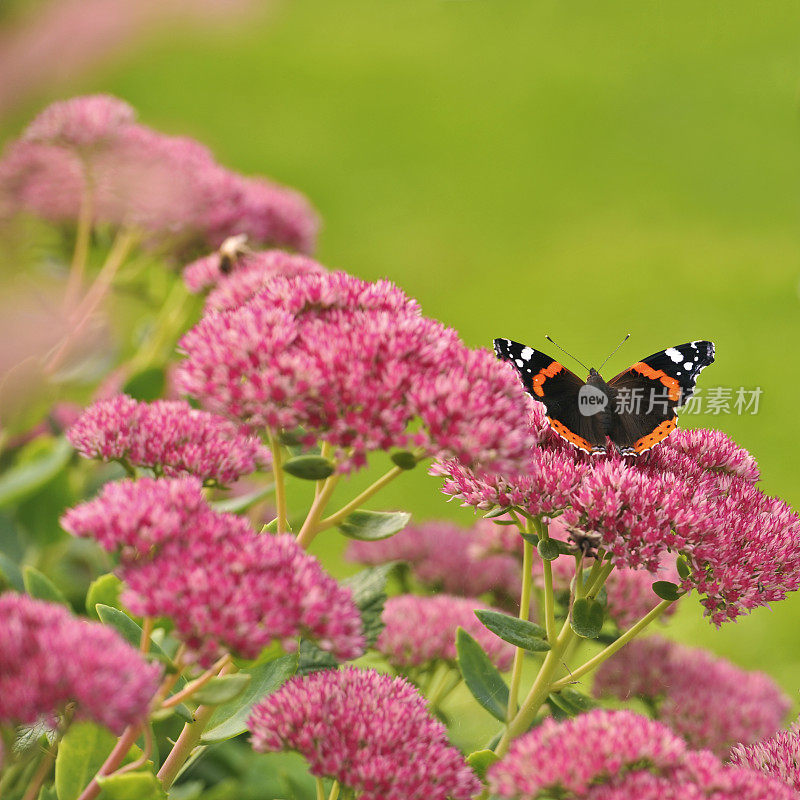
(494, 337, 715, 456)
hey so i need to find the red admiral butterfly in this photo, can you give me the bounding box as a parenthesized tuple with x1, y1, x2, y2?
(494, 336, 715, 456)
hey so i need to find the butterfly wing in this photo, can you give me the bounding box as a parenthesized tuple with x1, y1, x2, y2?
(607, 340, 715, 455)
(493, 338, 606, 454)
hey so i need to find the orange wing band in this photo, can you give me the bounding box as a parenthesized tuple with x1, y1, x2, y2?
(633, 417, 677, 454)
(531, 362, 563, 397)
(630, 362, 682, 402)
(548, 417, 594, 454)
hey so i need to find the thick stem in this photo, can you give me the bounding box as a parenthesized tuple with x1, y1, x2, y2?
(328, 781, 341, 800)
(48, 228, 138, 374)
(21, 744, 57, 800)
(507, 537, 535, 720)
(267, 430, 289, 533)
(316, 777, 326, 800)
(64, 173, 95, 311)
(295, 473, 341, 549)
(156, 661, 235, 790)
(140, 617, 154, 654)
(533, 518, 556, 642)
(314, 450, 425, 534)
(76, 722, 143, 800)
(549, 599, 674, 692)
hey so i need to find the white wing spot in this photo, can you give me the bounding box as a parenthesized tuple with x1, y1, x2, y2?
(665, 348, 683, 363)
(515, 359, 523, 367)
(683, 361, 693, 370)
(520, 347, 533, 360)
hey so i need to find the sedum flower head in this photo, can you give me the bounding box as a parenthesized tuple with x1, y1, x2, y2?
(377, 594, 515, 671)
(729, 723, 800, 792)
(177, 270, 535, 473)
(248, 667, 481, 800)
(593, 636, 790, 757)
(67, 394, 270, 485)
(0, 593, 160, 734)
(62, 477, 363, 666)
(435, 399, 800, 624)
(488, 709, 797, 800)
(22, 94, 135, 149)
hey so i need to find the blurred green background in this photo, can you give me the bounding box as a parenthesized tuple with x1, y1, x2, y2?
(3, 0, 800, 693)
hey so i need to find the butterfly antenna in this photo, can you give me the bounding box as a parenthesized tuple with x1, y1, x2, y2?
(597, 333, 631, 372)
(544, 335, 590, 372)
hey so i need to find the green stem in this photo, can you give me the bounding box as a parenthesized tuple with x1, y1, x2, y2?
(295, 473, 341, 549)
(267, 430, 289, 533)
(495, 617, 575, 757)
(549, 599, 674, 692)
(507, 537, 534, 720)
(316, 777, 326, 800)
(21, 743, 57, 800)
(328, 780, 341, 800)
(533, 518, 556, 642)
(315, 448, 426, 533)
(64, 171, 94, 311)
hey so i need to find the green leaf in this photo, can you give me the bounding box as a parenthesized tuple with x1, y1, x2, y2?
(191, 673, 251, 705)
(474, 609, 549, 652)
(203, 654, 298, 743)
(570, 598, 605, 639)
(537, 539, 561, 561)
(296, 639, 338, 675)
(652, 580, 683, 601)
(212, 484, 276, 513)
(262, 518, 279, 533)
(466, 749, 500, 780)
(55, 721, 117, 800)
(85, 573, 122, 619)
(0, 437, 73, 509)
(456, 628, 509, 722)
(282, 455, 336, 480)
(96, 770, 166, 800)
(390, 450, 418, 470)
(343, 563, 394, 647)
(122, 367, 166, 402)
(23, 566, 68, 605)
(0, 551, 24, 592)
(676, 555, 691, 580)
(549, 688, 597, 717)
(482, 506, 513, 519)
(338, 509, 411, 541)
(277, 428, 305, 446)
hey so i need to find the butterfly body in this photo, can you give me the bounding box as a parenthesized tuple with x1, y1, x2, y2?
(494, 338, 715, 456)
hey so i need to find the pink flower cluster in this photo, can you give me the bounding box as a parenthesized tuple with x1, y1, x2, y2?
(0, 95, 318, 253)
(68, 394, 270, 485)
(729, 724, 800, 792)
(177, 271, 536, 472)
(346, 520, 521, 603)
(61, 477, 364, 666)
(593, 636, 791, 757)
(435, 399, 800, 623)
(248, 667, 481, 800)
(487, 709, 798, 800)
(377, 594, 515, 671)
(183, 248, 326, 311)
(0, 593, 160, 734)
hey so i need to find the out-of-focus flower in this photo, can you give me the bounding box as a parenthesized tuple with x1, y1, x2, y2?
(22, 94, 136, 149)
(488, 709, 688, 799)
(248, 667, 481, 800)
(488, 709, 798, 800)
(346, 520, 521, 601)
(177, 271, 536, 472)
(377, 594, 515, 671)
(67, 395, 270, 485)
(182, 248, 326, 311)
(729, 724, 800, 793)
(0, 96, 319, 254)
(434, 396, 800, 624)
(0, 593, 160, 734)
(593, 636, 790, 757)
(62, 477, 364, 666)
